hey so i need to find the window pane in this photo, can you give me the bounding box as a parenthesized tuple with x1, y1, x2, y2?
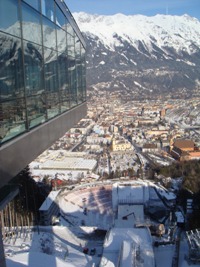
(55, 4, 65, 28)
(42, 16, 56, 49)
(68, 58, 77, 107)
(67, 33, 75, 58)
(57, 26, 67, 53)
(0, 99, 26, 144)
(41, 0, 55, 22)
(23, 0, 40, 11)
(44, 47, 60, 119)
(67, 23, 74, 36)
(23, 42, 44, 97)
(0, 33, 24, 101)
(77, 60, 83, 104)
(0, 0, 20, 37)
(81, 45, 86, 101)
(21, 2, 42, 44)
(27, 95, 46, 128)
(57, 53, 70, 112)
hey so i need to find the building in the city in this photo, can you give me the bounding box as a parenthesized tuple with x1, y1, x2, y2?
(171, 139, 200, 161)
(112, 137, 132, 151)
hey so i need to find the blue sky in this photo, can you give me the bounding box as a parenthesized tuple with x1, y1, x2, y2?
(65, 0, 200, 20)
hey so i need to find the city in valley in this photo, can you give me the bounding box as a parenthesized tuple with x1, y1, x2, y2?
(1, 1, 200, 267)
(3, 92, 200, 267)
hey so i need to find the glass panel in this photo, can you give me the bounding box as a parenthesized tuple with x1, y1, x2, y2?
(0, 99, 26, 144)
(42, 16, 56, 49)
(23, 41, 44, 97)
(76, 61, 83, 104)
(81, 45, 86, 101)
(0, 0, 20, 37)
(21, 2, 42, 45)
(64, 17, 70, 33)
(26, 95, 46, 128)
(0, 33, 24, 101)
(57, 53, 70, 112)
(55, 4, 66, 28)
(57, 26, 67, 53)
(46, 92, 60, 119)
(44, 47, 59, 119)
(67, 33, 75, 58)
(67, 23, 74, 36)
(23, 0, 40, 11)
(68, 58, 77, 107)
(41, 0, 55, 22)
(75, 34, 81, 59)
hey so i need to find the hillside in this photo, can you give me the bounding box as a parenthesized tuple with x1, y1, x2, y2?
(74, 13, 200, 98)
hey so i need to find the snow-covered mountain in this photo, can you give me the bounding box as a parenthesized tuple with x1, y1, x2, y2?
(74, 12, 200, 98)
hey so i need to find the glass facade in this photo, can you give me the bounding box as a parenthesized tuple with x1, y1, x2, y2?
(0, 0, 86, 144)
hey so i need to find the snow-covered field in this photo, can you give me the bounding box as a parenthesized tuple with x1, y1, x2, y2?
(5, 224, 103, 267)
(4, 181, 200, 267)
(5, 226, 200, 267)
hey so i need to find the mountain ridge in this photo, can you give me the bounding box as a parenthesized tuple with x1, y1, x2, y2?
(74, 12, 200, 98)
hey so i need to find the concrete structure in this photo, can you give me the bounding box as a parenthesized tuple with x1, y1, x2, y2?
(39, 190, 60, 225)
(0, 0, 86, 265)
(0, 0, 86, 188)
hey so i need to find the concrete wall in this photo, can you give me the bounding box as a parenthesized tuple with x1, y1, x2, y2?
(0, 103, 87, 189)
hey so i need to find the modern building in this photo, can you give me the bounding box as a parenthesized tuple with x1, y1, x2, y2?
(0, 1, 86, 266)
(0, 0, 87, 189)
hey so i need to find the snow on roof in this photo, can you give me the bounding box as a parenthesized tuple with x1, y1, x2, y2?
(154, 184, 176, 201)
(101, 227, 155, 267)
(41, 158, 97, 171)
(121, 240, 133, 267)
(112, 181, 150, 206)
(39, 190, 60, 211)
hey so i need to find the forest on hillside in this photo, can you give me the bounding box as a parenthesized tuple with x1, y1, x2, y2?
(155, 159, 200, 193)
(155, 160, 200, 229)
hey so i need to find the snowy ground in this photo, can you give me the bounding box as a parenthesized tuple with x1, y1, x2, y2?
(5, 225, 104, 267)
(5, 225, 200, 267)
(4, 181, 200, 267)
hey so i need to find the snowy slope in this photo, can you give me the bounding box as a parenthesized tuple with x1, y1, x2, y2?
(74, 12, 200, 55)
(73, 13, 200, 96)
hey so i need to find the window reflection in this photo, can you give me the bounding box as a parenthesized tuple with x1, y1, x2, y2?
(57, 26, 67, 53)
(0, 99, 26, 143)
(24, 41, 43, 97)
(42, 16, 56, 49)
(68, 33, 75, 58)
(0, 0, 20, 37)
(58, 53, 70, 111)
(44, 47, 59, 119)
(68, 58, 77, 107)
(27, 95, 46, 128)
(23, 0, 41, 11)
(41, 0, 55, 22)
(55, 4, 66, 29)
(0, 0, 86, 144)
(0, 33, 24, 100)
(21, 2, 42, 44)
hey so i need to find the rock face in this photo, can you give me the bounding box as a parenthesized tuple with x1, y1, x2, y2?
(74, 12, 200, 98)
